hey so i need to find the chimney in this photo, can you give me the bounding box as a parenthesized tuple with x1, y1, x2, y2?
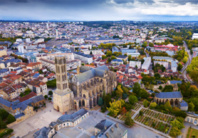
(111, 127, 114, 132)
(115, 123, 119, 128)
(77, 65, 80, 74)
(105, 133, 109, 138)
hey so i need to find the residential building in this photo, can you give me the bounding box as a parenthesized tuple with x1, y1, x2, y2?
(129, 61, 141, 69)
(142, 57, 151, 70)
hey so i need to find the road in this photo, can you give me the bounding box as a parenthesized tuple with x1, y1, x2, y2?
(181, 41, 193, 83)
(144, 48, 149, 57)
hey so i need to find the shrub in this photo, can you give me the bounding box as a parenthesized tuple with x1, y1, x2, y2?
(0, 129, 13, 138)
(6, 114, 16, 124)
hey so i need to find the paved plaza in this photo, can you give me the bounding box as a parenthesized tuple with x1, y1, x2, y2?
(11, 102, 62, 138)
(54, 111, 165, 138)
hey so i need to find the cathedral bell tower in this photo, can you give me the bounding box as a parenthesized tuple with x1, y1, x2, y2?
(53, 56, 74, 113)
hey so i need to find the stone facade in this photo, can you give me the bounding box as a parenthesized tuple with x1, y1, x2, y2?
(53, 56, 117, 113)
(53, 56, 74, 113)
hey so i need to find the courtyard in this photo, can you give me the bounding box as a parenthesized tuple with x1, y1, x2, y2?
(11, 102, 62, 137)
(54, 110, 165, 138)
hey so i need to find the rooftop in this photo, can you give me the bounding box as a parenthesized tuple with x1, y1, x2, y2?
(155, 91, 182, 99)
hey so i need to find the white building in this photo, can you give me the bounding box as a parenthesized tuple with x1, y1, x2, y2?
(18, 44, 25, 53)
(171, 61, 178, 72)
(74, 52, 93, 64)
(192, 33, 198, 39)
(129, 61, 141, 69)
(154, 61, 169, 69)
(142, 57, 151, 70)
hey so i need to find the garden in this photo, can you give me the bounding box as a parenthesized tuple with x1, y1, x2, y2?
(186, 127, 198, 138)
(134, 111, 170, 134)
(141, 108, 175, 123)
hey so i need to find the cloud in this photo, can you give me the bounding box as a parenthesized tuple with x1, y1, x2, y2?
(0, 0, 198, 20)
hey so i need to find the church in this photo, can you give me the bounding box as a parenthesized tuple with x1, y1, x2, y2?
(53, 56, 117, 113)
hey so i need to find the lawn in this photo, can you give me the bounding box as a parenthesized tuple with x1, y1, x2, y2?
(187, 127, 198, 138)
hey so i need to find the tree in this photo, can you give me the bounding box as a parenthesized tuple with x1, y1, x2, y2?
(143, 99, 149, 107)
(171, 119, 184, 129)
(129, 95, 138, 105)
(169, 127, 181, 137)
(106, 51, 112, 57)
(24, 88, 31, 95)
(128, 55, 132, 61)
(125, 112, 134, 127)
(111, 56, 116, 60)
(158, 85, 163, 90)
(121, 107, 127, 115)
(139, 111, 144, 116)
(142, 41, 147, 48)
(6, 114, 16, 124)
(162, 85, 173, 92)
(47, 79, 56, 88)
(48, 97, 52, 101)
(140, 89, 150, 99)
(44, 95, 48, 99)
(0, 117, 6, 129)
(188, 102, 195, 112)
(102, 55, 107, 60)
(98, 97, 103, 106)
(164, 101, 172, 112)
(133, 82, 141, 98)
(123, 102, 133, 111)
(149, 102, 157, 109)
(48, 91, 53, 96)
(149, 43, 154, 47)
(107, 99, 125, 117)
(177, 63, 183, 71)
(116, 85, 123, 98)
(0, 109, 9, 120)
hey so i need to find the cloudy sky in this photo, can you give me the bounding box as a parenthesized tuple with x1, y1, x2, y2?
(0, 0, 198, 21)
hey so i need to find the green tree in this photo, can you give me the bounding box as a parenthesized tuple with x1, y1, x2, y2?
(140, 89, 150, 99)
(102, 55, 107, 60)
(162, 85, 173, 92)
(106, 51, 112, 57)
(0, 109, 9, 120)
(48, 97, 52, 101)
(129, 95, 138, 105)
(149, 102, 157, 109)
(149, 43, 154, 47)
(47, 79, 56, 88)
(142, 41, 147, 48)
(125, 112, 134, 127)
(48, 91, 53, 96)
(107, 99, 125, 117)
(143, 99, 149, 107)
(116, 85, 123, 98)
(128, 55, 132, 61)
(139, 110, 144, 116)
(169, 127, 181, 137)
(133, 82, 141, 98)
(164, 101, 172, 112)
(177, 63, 183, 71)
(6, 114, 16, 124)
(24, 88, 31, 95)
(111, 56, 116, 60)
(188, 102, 195, 112)
(171, 119, 184, 129)
(44, 95, 48, 99)
(0, 117, 6, 129)
(98, 97, 103, 106)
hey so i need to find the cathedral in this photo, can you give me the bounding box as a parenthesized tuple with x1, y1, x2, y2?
(53, 56, 117, 113)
